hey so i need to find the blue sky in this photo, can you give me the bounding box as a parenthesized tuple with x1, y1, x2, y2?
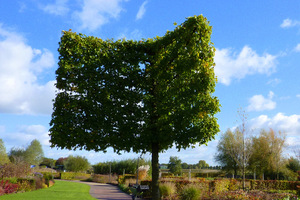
(0, 0, 299, 165)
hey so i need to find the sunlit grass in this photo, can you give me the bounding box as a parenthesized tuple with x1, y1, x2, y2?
(0, 180, 96, 200)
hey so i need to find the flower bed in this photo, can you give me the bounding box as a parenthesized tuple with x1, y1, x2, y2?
(136, 178, 299, 199)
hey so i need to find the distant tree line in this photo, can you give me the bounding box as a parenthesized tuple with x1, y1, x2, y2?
(93, 158, 151, 175)
(215, 128, 300, 181)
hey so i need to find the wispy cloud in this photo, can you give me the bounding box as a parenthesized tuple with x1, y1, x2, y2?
(280, 18, 300, 28)
(136, 1, 148, 20)
(294, 44, 300, 52)
(247, 91, 276, 112)
(41, 0, 70, 16)
(74, 0, 127, 31)
(118, 29, 143, 40)
(214, 46, 277, 85)
(267, 78, 281, 86)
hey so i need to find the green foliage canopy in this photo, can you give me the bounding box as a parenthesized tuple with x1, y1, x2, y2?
(168, 156, 182, 175)
(8, 139, 44, 166)
(214, 129, 239, 175)
(50, 14, 220, 154)
(50, 15, 220, 199)
(64, 155, 90, 172)
(24, 139, 44, 166)
(9, 147, 26, 164)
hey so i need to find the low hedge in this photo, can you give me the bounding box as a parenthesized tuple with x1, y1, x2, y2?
(141, 179, 300, 199)
(60, 172, 91, 180)
(250, 180, 299, 191)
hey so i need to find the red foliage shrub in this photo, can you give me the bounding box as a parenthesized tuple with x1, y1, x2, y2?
(0, 180, 19, 195)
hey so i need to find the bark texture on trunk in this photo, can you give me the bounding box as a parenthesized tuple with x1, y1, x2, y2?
(151, 142, 160, 200)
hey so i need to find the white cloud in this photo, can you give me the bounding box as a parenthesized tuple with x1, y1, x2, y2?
(215, 46, 277, 85)
(41, 0, 70, 16)
(296, 94, 300, 99)
(294, 44, 300, 52)
(247, 91, 276, 112)
(250, 113, 300, 137)
(286, 137, 300, 149)
(1, 125, 50, 150)
(136, 1, 148, 20)
(0, 25, 55, 115)
(280, 18, 300, 28)
(73, 0, 127, 31)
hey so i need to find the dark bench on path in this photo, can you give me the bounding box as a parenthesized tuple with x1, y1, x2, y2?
(129, 184, 149, 200)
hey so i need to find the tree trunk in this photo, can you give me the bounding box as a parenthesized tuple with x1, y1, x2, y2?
(151, 142, 160, 200)
(242, 167, 245, 190)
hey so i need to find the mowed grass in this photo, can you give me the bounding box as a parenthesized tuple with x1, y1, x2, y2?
(0, 180, 96, 200)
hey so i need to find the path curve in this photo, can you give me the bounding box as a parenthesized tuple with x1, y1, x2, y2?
(79, 181, 133, 200)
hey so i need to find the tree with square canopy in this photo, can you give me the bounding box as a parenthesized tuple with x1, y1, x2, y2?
(49, 15, 220, 199)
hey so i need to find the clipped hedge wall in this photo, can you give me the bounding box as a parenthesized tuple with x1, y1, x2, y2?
(250, 180, 299, 191)
(60, 172, 91, 180)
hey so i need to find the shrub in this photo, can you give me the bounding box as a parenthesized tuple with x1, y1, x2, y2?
(41, 172, 54, 187)
(119, 184, 130, 194)
(17, 178, 35, 192)
(159, 182, 176, 199)
(0, 180, 19, 195)
(180, 184, 201, 200)
(228, 178, 241, 191)
(92, 174, 110, 183)
(118, 174, 136, 185)
(138, 165, 150, 180)
(0, 162, 31, 178)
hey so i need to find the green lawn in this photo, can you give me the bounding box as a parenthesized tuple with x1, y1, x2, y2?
(0, 180, 96, 200)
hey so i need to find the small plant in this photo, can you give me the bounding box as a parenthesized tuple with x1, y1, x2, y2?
(180, 184, 201, 200)
(159, 182, 176, 199)
(138, 165, 150, 181)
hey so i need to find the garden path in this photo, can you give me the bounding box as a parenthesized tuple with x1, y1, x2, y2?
(76, 181, 133, 200)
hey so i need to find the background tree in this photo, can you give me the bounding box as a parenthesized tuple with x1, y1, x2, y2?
(215, 129, 239, 177)
(49, 15, 220, 199)
(64, 155, 90, 172)
(55, 157, 68, 170)
(93, 158, 151, 175)
(168, 156, 182, 176)
(24, 139, 44, 166)
(248, 131, 269, 179)
(0, 139, 10, 165)
(218, 110, 252, 189)
(40, 157, 56, 168)
(286, 157, 300, 173)
(9, 147, 26, 164)
(198, 160, 209, 169)
(249, 129, 286, 180)
(181, 162, 189, 169)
